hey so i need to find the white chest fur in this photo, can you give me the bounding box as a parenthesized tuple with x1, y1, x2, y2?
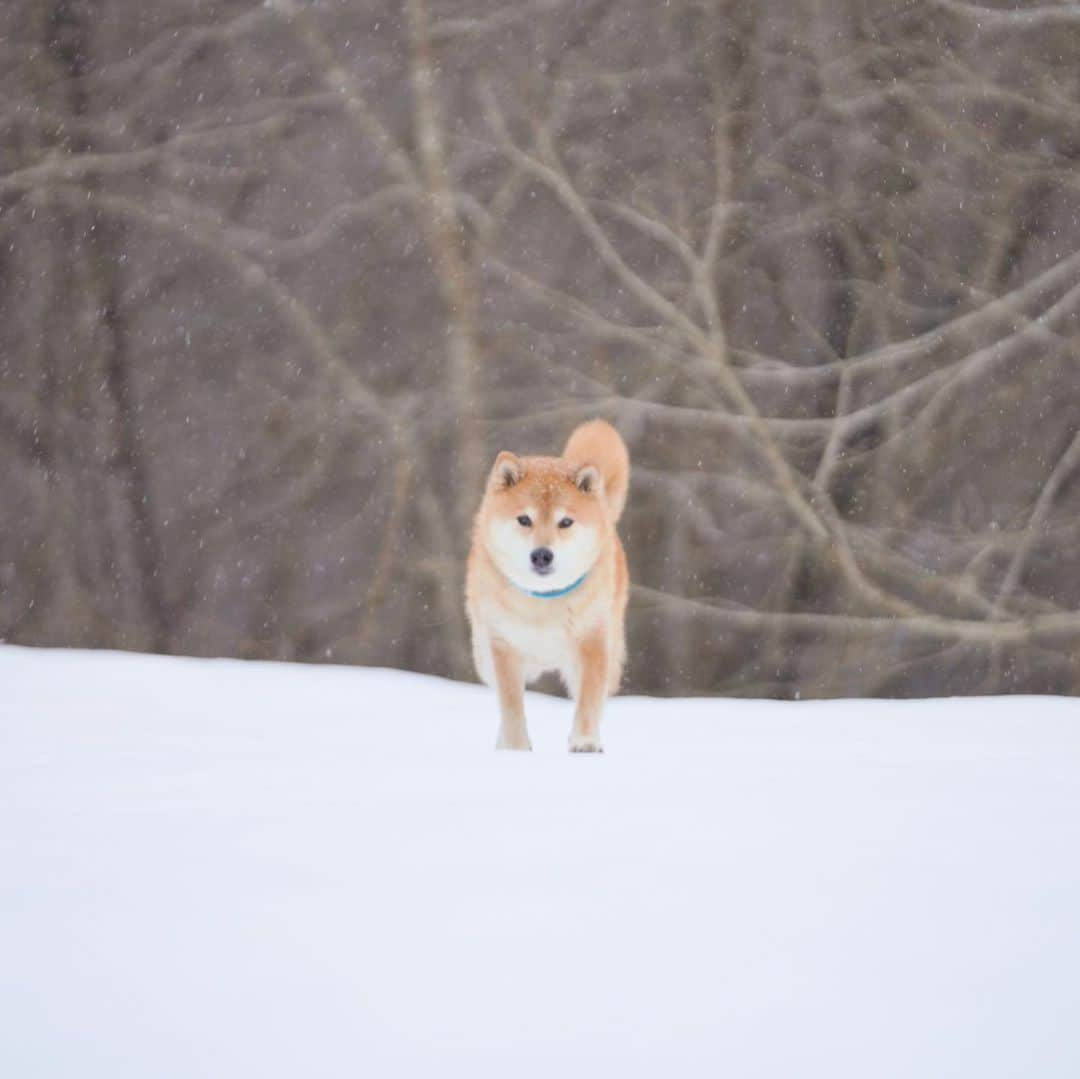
(472, 598, 583, 687)
(499, 614, 576, 683)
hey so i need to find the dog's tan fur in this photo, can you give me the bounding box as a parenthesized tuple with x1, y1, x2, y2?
(466, 420, 630, 752)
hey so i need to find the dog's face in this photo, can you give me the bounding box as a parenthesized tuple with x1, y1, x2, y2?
(481, 451, 607, 593)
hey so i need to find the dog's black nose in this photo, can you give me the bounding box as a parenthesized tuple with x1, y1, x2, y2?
(530, 547, 554, 571)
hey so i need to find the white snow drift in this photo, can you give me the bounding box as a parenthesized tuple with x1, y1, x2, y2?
(2, 644, 1078, 1078)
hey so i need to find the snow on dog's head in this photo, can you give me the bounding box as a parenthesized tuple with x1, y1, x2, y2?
(478, 451, 607, 593)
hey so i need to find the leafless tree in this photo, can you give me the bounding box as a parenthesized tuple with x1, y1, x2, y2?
(4, 0, 1080, 696)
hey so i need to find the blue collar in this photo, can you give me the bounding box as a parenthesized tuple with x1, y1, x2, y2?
(515, 571, 589, 600)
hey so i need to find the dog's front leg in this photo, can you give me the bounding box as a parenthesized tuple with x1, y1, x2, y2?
(491, 638, 530, 751)
(569, 630, 607, 753)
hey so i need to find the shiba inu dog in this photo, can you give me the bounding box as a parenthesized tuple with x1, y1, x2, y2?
(466, 420, 630, 752)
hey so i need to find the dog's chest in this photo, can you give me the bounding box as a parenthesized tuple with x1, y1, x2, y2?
(497, 610, 576, 680)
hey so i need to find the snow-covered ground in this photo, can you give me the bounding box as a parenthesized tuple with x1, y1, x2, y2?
(2, 644, 1078, 1078)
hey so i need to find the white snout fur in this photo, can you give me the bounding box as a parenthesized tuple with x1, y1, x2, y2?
(487, 516, 600, 593)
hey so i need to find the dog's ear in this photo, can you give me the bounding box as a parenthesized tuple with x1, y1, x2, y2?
(574, 463, 604, 496)
(491, 451, 523, 490)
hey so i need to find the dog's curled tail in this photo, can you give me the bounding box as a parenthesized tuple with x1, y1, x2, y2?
(564, 419, 630, 523)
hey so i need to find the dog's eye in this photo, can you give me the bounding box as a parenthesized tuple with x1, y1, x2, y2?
(517, 514, 532, 527)
(558, 517, 573, 529)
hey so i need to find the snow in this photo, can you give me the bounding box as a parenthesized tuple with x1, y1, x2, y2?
(2, 644, 1079, 1078)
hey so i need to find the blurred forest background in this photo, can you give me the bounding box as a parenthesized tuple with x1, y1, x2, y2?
(4, 0, 1080, 697)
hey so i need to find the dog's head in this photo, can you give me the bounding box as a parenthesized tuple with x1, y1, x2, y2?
(479, 450, 607, 593)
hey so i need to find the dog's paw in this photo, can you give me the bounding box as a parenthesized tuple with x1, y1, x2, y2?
(568, 736, 604, 754)
(496, 736, 533, 752)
